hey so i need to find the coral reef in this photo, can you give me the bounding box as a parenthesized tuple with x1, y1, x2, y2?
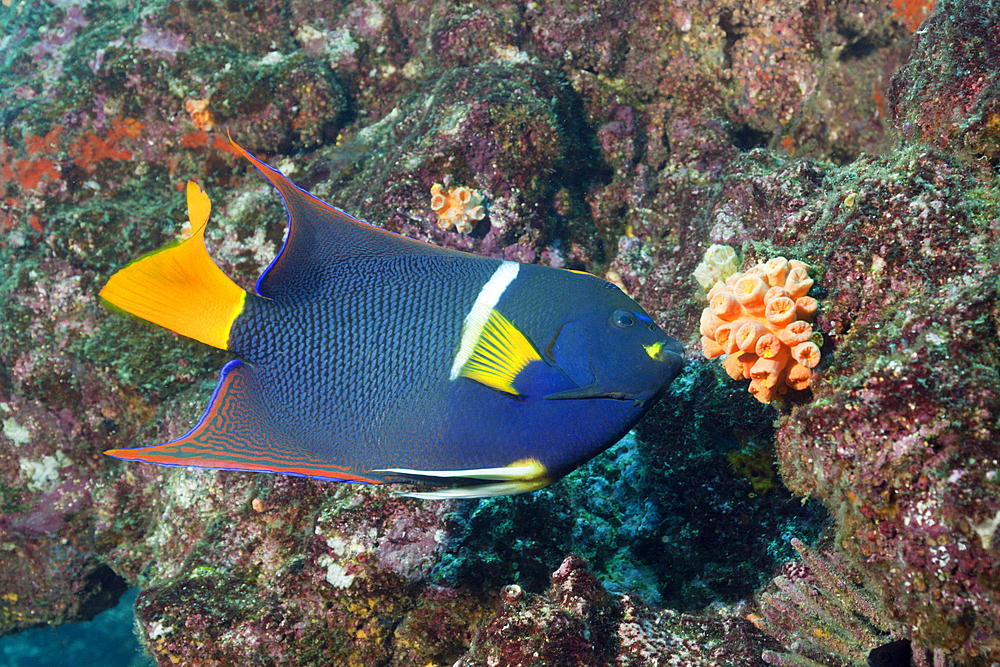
(460, 554, 783, 667)
(754, 537, 907, 667)
(435, 425, 826, 611)
(117, 481, 472, 666)
(754, 537, 956, 667)
(700, 257, 822, 403)
(888, 0, 1000, 171)
(316, 61, 598, 263)
(0, 0, 997, 664)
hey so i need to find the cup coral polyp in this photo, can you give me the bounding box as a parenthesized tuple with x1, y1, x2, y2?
(185, 98, 214, 132)
(430, 183, 486, 233)
(693, 244, 740, 290)
(700, 257, 821, 404)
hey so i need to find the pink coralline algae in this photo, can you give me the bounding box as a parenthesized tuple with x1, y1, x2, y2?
(133, 16, 189, 62)
(700, 257, 822, 403)
(461, 555, 780, 667)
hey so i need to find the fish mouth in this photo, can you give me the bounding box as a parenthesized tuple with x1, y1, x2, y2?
(637, 338, 686, 404)
(545, 335, 686, 403)
(649, 336, 686, 395)
(645, 336, 685, 366)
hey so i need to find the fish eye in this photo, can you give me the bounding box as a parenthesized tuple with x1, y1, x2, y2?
(633, 312, 656, 331)
(610, 309, 635, 329)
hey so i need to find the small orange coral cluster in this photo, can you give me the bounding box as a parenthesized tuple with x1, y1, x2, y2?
(9, 126, 62, 190)
(430, 183, 486, 233)
(700, 257, 821, 403)
(185, 98, 214, 131)
(71, 116, 144, 168)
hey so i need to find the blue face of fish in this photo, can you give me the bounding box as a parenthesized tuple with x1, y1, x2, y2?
(99, 138, 686, 499)
(592, 307, 686, 403)
(537, 279, 685, 406)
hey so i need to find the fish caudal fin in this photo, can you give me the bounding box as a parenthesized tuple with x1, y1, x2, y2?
(99, 181, 247, 350)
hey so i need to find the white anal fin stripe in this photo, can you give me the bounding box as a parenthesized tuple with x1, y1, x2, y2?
(375, 463, 543, 482)
(375, 459, 551, 499)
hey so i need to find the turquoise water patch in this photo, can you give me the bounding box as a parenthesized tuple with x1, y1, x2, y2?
(0, 589, 151, 667)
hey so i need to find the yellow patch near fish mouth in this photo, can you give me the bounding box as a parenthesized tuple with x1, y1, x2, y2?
(644, 341, 665, 360)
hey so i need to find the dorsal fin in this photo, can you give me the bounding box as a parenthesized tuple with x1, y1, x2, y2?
(228, 135, 459, 301)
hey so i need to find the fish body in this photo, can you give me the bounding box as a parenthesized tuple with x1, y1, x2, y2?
(100, 139, 685, 498)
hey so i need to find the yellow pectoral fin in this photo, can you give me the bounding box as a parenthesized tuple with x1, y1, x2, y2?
(458, 308, 541, 395)
(99, 183, 246, 350)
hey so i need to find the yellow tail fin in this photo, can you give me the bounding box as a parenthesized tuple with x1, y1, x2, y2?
(99, 181, 247, 350)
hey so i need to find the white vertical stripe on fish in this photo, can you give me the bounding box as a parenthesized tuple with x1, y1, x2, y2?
(449, 261, 519, 380)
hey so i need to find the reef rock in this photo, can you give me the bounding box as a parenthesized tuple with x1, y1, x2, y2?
(460, 555, 779, 667)
(3, 0, 998, 664)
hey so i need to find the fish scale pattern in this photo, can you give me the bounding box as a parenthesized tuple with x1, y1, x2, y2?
(229, 251, 499, 471)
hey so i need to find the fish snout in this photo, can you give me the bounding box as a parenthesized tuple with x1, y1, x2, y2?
(648, 335, 685, 380)
(644, 335, 684, 362)
(662, 336, 685, 359)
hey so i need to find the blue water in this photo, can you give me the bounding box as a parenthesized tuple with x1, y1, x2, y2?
(0, 589, 152, 667)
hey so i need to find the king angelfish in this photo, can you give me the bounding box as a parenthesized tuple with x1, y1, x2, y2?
(99, 139, 685, 499)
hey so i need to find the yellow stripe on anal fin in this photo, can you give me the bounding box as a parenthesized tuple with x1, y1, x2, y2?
(458, 308, 541, 395)
(99, 181, 247, 350)
(380, 458, 552, 499)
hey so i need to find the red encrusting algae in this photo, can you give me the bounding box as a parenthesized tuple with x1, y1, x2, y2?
(892, 0, 936, 31)
(70, 117, 144, 169)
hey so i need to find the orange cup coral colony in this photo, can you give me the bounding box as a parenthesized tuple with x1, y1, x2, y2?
(430, 183, 486, 233)
(700, 256, 822, 404)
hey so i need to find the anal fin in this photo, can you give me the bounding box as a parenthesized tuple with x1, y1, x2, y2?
(375, 459, 551, 499)
(105, 360, 381, 484)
